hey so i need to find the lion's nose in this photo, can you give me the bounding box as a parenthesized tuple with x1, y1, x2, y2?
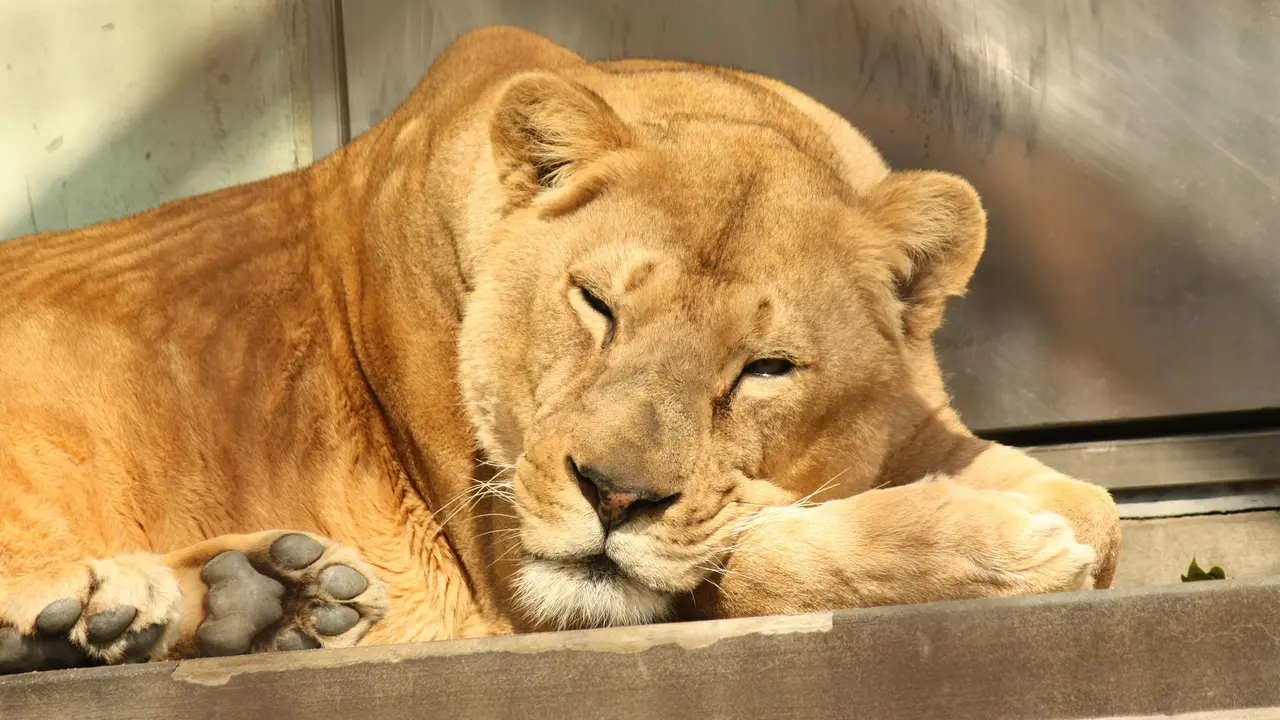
(566, 456, 676, 531)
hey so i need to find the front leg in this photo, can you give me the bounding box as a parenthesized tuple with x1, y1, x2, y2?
(0, 530, 386, 674)
(700, 472, 1106, 620)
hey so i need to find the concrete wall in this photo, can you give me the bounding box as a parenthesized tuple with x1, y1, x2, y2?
(0, 0, 312, 241)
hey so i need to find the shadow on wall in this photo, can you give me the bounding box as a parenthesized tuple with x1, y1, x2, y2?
(830, 0, 1280, 433)
(0, 0, 309, 242)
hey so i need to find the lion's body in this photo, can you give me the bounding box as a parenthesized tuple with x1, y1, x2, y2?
(0, 27, 1118, 669)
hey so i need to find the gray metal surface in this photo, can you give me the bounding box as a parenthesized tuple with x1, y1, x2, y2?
(305, 0, 348, 159)
(1027, 429, 1280, 490)
(338, 0, 1280, 433)
(4, 578, 1280, 720)
(1113, 481, 1280, 519)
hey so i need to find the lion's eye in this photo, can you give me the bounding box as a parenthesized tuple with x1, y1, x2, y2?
(578, 286, 614, 323)
(741, 358, 795, 378)
(573, 284, 616, 347)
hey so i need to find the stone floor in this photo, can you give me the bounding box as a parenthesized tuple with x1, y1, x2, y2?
(1115, 510, 1280, 588)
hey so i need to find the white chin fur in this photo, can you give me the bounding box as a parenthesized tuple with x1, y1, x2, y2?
(514, 558, 674, 630)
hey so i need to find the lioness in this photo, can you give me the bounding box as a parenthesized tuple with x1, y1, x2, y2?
(0, 26, 1119, 673)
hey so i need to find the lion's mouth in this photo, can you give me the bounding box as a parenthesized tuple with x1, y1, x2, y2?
(531, 553, 634, 589)
(582, 553, 622, 582)
(514, 554, 674, 629)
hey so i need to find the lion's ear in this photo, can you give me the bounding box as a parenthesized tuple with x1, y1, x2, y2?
(865, 170, 987, 341)
(489, 72, 630, 209)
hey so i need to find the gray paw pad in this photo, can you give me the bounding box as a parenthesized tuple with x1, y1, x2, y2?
(198, 615, 270, 657)
(0, 627, 25, 668)
(202, 550, 256, 585)
(311, 605, 359, 636)
(275, 628, 320, 652)
(87, 606, 137, 643)
(198, 551, 286, 657)
(269, 534, 323, 570)
(3, 599, 168, 673)
(318, 565, 367, 600)
(0, 626, 92, 674)
(120, 624, 167, 663)
(35, 598, 83, 635)
(191, 537, 377, 659)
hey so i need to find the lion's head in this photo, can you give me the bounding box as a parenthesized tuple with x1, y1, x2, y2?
(455, 66, 986, 629)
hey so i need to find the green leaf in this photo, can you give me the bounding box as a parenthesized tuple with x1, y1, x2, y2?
(1181, 557, 1227, 582)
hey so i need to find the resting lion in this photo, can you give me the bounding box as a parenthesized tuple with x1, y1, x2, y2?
(0, 27, 1119, 672)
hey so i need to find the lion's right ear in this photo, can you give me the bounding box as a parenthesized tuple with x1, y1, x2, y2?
(489, 72, 630, 210)
(864, 170, 988, 342)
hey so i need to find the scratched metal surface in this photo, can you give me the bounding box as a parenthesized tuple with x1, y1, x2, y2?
(339, 0, 1280, 433)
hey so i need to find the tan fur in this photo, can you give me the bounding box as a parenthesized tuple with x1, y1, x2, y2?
(0, 27, 1119, 659)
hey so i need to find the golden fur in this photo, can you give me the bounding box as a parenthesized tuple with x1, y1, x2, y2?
(0, 27, 1119, 665)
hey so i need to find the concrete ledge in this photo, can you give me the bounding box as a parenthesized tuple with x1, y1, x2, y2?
(3, 578, 1279, 720)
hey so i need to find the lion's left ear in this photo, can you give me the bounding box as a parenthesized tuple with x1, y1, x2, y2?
(489, 72, 631, 210)
(865, 170, 987, 341)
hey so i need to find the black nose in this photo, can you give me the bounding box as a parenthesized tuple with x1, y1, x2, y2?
(566, 457, 677, 531)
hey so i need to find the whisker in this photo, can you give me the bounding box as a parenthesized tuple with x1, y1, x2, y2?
(693, 562, 736, 595)
(708, 565, 742, 578)
(431, 485, 481, 515)
(473, 488, 516, 504)
(470, 512, 519, 521)
(475, 459, 519, 479)
(433, 482, 501, 529)
(488, 543, 525, 569)
(474, 527, 522, 540)
(790, 467, 851, 507)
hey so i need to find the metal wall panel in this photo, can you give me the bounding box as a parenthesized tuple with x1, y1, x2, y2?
(306, 0, 349, 159)
(340, 0, 1280, 433)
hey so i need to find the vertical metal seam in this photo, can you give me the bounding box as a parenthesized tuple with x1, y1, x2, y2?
(332, 0, 351, 146)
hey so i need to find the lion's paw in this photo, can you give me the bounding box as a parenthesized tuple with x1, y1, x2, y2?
(0, 531, 388, 674)
(0, 554, 183, 673)
(195, 532, 387, 656)
(988, 492, 1098, 594)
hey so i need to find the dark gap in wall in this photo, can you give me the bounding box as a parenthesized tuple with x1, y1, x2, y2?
(980, 407, 1280, 448)
(333, 0, 351, 144)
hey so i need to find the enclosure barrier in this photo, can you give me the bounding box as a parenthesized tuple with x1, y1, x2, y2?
(2, 578, 1278, 719)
